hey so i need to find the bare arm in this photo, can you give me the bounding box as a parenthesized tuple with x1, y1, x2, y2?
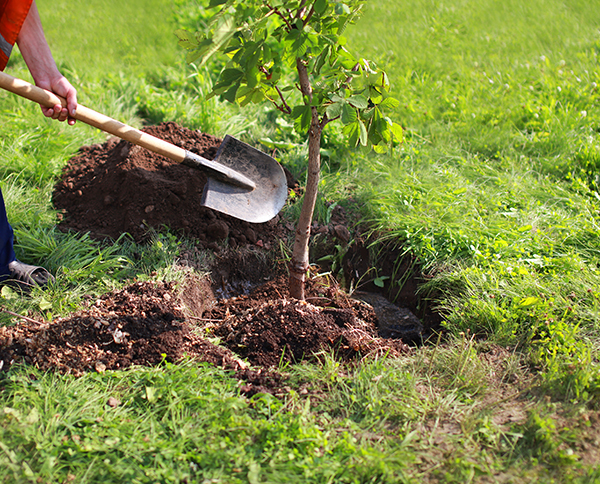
(16, 1, 77, 125)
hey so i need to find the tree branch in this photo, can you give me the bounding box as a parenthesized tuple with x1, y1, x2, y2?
(1, 308, 46, 325)
(259, 65, 292, 114)
(265, 3, 293, 29)
(275, 85, 292, 114)
(321, 113, 337, 129)
(303, 4, 316, 26)
(295, 0, 308, 19)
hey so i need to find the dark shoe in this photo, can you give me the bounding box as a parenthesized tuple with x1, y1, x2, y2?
(6, 260, 55, 290)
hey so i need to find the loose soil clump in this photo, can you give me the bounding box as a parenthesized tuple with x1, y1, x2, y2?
(52, 122, 290, 250)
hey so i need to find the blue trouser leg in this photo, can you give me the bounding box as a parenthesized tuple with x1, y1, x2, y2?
(0, 186, 16, 278)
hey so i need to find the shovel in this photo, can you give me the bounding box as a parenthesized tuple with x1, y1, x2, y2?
(0, 71, 287, 224)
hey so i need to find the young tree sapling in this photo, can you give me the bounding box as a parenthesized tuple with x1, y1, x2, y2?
(176, 0, 401, 299)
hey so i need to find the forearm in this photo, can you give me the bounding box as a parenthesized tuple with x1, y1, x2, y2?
(14, 0, 77, 123)
(15, 1, 61, 85)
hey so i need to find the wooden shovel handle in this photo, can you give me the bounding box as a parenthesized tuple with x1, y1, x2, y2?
(0, 71, 186, 164)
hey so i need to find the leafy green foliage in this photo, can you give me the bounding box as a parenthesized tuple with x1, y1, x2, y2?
(175, 0, 402, 151)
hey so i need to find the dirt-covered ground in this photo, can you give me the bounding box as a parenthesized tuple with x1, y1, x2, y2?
(1, 123, 433, 395)
(52, 122, 291, 250)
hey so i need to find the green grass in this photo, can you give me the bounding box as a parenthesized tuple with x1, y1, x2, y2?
(0, 0, 599, 482)
(337, 0, 600, 398)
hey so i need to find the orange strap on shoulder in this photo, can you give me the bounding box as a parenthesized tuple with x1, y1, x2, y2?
(0, 0, 34, 71)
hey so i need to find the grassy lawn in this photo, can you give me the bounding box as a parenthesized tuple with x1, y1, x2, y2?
(348, 0, 600, 396)
(0, 0, 599, 482)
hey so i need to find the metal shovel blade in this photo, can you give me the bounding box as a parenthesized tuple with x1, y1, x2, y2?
(201, 135, 288, 223)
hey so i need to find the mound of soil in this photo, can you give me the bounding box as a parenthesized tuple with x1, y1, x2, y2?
(0, 275, 408, 395)
(0, 280, 233, 375)
(52, 122, 290, 249)
(209, 274, 408, 368)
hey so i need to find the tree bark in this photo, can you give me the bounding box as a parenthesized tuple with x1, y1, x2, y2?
(289, 59, 322, 300)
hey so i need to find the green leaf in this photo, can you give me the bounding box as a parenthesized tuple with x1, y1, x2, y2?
(370, 106, 386, 131)
(1, 285, 17, 300)
(348, 94, 368, 109)
(519, 296, 539, 308)
(373, 276, 389, 287)
(379, 96, 400, 109)
(145, 386, 157, 404)
(381, 71, 390, 89)
(195, 16, 236, 67)
(320, 34, 338, 46)
(373, 143, 388, 154)
(314, 0, 328, 14)
(220, 68, 245, 84)
(262, 43, 272, 63)
(252, 89, 265, 103)
(380, 122, 392, 143)
(208, 0, 228, 6)
(212, 68, 244, 101)
(186, 49, 204, 65)
(39, 298, 52, 311)
(286, 29, 302, 41)
(343, 120, 362, 146)
(246, 66, 261, 88)
(366, 107, 387, 146)
(326, 102, 342, 119)
(335, 3, 351, 15)
(292, 34, 309, 57)
(369, 86, 383, 104)
(341, 102, 357, 124)
(390, 122, 403, 142)
(245, 43, 262, 71)
(174, 29, 198, 49)
(237, 85, 259, 106)
(292, 105, 312, 131)
(221, 83, 240, 103)
(358, 118, 368, 146)
(314, 45, 331, 74)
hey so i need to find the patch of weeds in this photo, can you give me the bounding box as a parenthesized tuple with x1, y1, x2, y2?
(515, 405, 581, 470)
(532, 334, 600, 404)
(289, 352, 423, 428)
(0, 361, 416, 483)
(417, 333, 491, 398)
(125, 229, 183, 275)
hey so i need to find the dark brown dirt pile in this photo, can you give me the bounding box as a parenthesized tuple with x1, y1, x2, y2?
(206, 274, 409, 367)
(213, 299, 407, 368)
(0, 280, 241, 376)
(52, 122, 290, 249)
(0, 276, 408, 379)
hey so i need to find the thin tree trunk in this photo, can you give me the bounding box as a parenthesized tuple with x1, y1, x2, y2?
(289, 59, 322, 300)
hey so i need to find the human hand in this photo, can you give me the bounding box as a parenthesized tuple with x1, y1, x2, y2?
(35, 75, 77, 125)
